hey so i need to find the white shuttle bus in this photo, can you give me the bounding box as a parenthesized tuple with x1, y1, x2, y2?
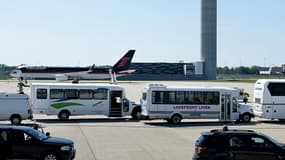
(253, 79, 285, 120)
(30, 83, 141, 120)
(141, 84, 253, 124)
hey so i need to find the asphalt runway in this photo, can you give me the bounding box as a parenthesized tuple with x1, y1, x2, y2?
(16, 118, 285, 160)
(3, 80, 285, 160)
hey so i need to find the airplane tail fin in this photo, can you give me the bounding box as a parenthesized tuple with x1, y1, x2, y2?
(112, 50, 135, 72)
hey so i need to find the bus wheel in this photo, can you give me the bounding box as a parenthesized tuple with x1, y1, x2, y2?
(58, 110, 70, 120)
(241, 113, 251, 122)
(170, 114, 182, 124)
(131, 107, 141, 120)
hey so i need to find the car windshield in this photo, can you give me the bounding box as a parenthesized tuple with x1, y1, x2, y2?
(260, 132, 283, 147)
(27, 128, 48, 141)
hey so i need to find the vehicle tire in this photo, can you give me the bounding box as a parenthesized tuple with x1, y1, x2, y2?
(58, 110, 70, 120)
(131, 107, 141, 120)
(10, 115, 22, 125)
(43, 152, 60, 160)
(170, 114, 182, 124)
(241, 113, 251, 122)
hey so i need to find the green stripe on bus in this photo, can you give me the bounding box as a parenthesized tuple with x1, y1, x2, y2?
(51, 102, 83, 109)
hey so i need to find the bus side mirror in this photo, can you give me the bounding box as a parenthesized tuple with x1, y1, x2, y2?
(123, 99, 129, 112)
(243, 96, 248, 104)
(46, 132, 50, 137)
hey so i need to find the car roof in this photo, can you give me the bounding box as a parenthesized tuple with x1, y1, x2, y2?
(0, 125, 35, 132)
(201, 126, 258, 136)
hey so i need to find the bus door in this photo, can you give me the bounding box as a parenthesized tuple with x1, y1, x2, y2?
(150, 91, 161, 117)
(109, 91, 122, 117)
(263, 96, 273, 119)
(220, 94, 232, 121)
(230, 97, 239, 120)
(34, 88, 49, 114)
(271, 97, 285, 119)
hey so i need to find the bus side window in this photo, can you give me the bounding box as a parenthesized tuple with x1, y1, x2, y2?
(194, 92, 201, 104)
(79, 89, 93, 99)
(36, 88, 47, 99)
(94, 89, 108, 100)
(185, 92, 194, 104)
(268, 82, 285, 96)
(152, 91, 162, 104)
(50, 89, 64, 99)
(213, 92, 220, 105)
(65, 89, 79, 99)
(176, 91, 185, 104)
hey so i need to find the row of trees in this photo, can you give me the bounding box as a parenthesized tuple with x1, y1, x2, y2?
(0, 64, 16, 71)
(217, 66, 260, 75)
(0, 64, 16, 79)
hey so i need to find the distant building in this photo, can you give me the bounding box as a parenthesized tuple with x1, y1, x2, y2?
(259, 66, 284, 75)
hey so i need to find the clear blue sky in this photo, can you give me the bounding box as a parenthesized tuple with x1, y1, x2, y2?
(0, 0, 284, 67)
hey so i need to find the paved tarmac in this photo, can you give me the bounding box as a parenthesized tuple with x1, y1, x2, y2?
(2, 80, 285, 160)
(12, 118, 285, 160)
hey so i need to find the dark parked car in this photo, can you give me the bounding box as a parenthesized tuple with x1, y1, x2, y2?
(193, 126, 285, 160)
(0, 125, 75, 160)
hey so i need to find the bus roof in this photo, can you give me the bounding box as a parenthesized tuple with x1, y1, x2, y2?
(31, 83, 123, 89)
(256, 79, 285, 84)
(143, 84, 239, 92)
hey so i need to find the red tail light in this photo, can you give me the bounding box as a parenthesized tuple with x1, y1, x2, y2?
(197, 146, 207, 154)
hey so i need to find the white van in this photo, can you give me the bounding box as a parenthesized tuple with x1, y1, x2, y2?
(0, 93, 33, 124)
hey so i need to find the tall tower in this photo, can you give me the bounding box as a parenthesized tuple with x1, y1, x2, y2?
(201, 0, 217, 80)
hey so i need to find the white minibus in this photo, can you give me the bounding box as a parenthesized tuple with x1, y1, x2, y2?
(253, 79, 285, 120)
(141, 84, 253, 124)
(30, 83, 141, 120)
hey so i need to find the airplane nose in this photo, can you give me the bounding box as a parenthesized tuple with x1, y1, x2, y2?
(10, 71, 15, 75)
(10, 71, 17, 77)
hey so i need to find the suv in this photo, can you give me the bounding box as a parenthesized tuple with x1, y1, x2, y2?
(0, 125, 75, 160)
(193, 126, 285, 160)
